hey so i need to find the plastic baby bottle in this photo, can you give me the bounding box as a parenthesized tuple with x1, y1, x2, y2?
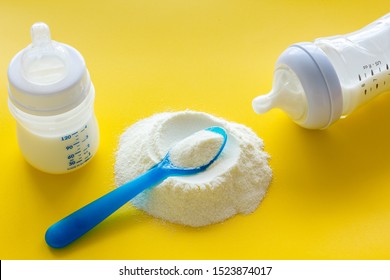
(8, 22, 99, 174)
(252, 13, 390, 129)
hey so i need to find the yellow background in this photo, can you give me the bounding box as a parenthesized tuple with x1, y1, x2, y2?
(1, 0, 390, 260)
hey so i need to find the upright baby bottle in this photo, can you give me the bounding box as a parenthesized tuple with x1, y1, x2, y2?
(8, 22, 99, 173)
(253, 13, 390, 129)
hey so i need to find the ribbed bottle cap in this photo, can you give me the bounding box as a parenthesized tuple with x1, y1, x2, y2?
(276, 43, 343, 129)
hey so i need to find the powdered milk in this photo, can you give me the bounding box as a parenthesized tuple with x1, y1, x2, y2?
(169, 129, 224, 168)
(115, 111, 272, 227)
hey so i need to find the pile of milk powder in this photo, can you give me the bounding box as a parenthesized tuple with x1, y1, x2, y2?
(115, 110, 272, 227)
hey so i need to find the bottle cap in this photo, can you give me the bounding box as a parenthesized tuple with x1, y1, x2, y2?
(253, 42, 343, 129)
(8, 22, 91, 116)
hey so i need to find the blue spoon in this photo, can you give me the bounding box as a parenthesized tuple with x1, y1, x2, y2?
(45, 126, 227, 248)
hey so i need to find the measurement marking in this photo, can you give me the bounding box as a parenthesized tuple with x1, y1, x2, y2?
(371, 69, 374, 76)
(71, 132, 78, 136)
(83, 147, 89, 152)
(73, 141, 80, 145)
(76, 160, 82, 164)
(361, 83, 365, 87)
(82, 138, 88, 143)
(75, 151, 81, 154)
(358, 74, 361, 81)
(365, 73, 367, 78)
(379, 67, 381, 72)
(376, 83, 379, 89)
(370, 87, 372, 92)
(364, 89, 367, 95)
(384, 81, 386, 85)
(387, 64, 389, 70)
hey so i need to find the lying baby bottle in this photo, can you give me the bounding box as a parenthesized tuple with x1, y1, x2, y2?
(253, 13, 390, 129)
(8, 22, 99, 173)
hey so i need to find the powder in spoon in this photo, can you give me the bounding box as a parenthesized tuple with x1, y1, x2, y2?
(169, 129, 224, 168)
(115, 110, 272, 227)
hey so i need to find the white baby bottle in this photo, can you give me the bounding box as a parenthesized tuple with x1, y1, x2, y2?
(8, 22, 99, 173)
(253, 13, 390, 129)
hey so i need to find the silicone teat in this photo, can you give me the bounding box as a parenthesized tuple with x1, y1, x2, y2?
(252, 67, 308, 121)
(21, 22, 68, 85)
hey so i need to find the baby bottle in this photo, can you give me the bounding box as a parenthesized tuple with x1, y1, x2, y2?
(8, 22, 99, 174)
(252, 13, 390, 129)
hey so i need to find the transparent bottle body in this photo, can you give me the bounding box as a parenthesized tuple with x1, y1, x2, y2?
(315, 14, 390, 116)
(9, 86, 99, 174)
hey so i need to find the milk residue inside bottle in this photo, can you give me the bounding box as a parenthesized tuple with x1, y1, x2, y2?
(8, 22, 99, 174)
(253, 13, 390, 129)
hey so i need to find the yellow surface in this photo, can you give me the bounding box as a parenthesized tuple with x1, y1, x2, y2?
(1, 0, 390, 260)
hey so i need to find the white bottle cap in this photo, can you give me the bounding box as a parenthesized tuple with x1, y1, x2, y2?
(8, 22, 91, 116)
(253, 43, 343, 129)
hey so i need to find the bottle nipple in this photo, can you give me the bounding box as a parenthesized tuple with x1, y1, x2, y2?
(252, 67, 308, 121)
(21, 22, 68, 85)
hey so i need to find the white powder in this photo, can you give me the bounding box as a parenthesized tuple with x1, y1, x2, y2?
(169, 130, 224, 168)
(115, 110, 272, 227)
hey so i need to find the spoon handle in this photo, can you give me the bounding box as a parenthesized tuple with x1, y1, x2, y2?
(45, 165, 168, 248)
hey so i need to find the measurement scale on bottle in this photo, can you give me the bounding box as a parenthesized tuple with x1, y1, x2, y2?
(61, 124, 93, 171)
(358, 61, 390, 96)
